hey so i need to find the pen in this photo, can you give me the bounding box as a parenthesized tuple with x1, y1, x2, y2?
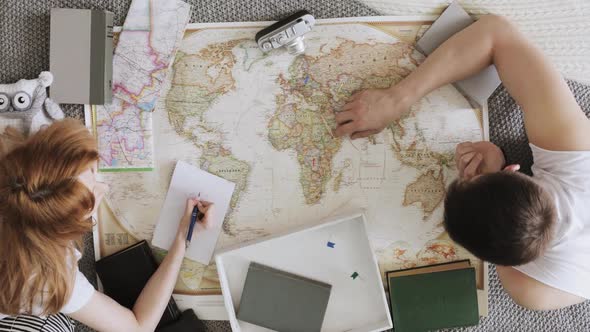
(186, 193, 200, 249)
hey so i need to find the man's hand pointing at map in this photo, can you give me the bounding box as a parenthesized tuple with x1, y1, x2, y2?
(334, 86, 411, 139)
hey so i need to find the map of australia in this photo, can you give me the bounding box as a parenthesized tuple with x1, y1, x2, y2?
(94, 19, 486, 302)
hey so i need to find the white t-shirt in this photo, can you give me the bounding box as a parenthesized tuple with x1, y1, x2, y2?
(0, 249, 96, 320)
(514, 143, 590, 299)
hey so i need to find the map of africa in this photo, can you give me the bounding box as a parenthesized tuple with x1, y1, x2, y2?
(93, 17, 487, 318)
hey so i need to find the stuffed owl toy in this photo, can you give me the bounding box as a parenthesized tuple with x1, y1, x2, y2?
(0, 72, 65, 135)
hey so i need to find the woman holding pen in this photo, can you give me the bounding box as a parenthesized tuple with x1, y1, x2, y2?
(0, 119, 213, 332)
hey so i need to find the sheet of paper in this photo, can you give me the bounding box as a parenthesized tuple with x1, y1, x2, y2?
(152, 161, 236, 265)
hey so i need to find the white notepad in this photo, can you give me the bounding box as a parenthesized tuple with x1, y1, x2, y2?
(152, 161, 236, 264)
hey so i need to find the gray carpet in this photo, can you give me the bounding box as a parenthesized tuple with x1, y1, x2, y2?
(2, 0, 589, 331)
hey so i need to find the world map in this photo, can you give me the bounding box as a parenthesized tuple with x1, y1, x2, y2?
(93, 18, 487, 316)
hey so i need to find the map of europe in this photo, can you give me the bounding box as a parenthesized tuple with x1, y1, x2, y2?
(94, 18, 487, 306)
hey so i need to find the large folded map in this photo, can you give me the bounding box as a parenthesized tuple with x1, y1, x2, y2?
(91, 16, 489, 320)
(90, 0, 190, 171)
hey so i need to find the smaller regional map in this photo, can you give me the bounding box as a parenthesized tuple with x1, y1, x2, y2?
(92, 0, 190, 171)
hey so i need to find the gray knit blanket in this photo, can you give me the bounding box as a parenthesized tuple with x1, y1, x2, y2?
(1, 1, 589, 331)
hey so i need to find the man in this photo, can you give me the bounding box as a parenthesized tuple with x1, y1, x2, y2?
(335, 15, 590, 310)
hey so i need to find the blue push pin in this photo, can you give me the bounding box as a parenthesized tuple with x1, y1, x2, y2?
(303, 75, 310, 85)
(327, 241, 335, 248)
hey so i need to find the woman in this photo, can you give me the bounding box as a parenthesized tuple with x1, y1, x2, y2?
(0, 119, 213, 331)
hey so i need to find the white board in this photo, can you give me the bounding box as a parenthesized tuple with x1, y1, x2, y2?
(216, 213, 392, 332)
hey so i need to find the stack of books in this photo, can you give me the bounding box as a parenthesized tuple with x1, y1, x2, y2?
(387, 260, 479, 332)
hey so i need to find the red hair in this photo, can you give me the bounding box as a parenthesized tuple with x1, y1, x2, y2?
(0, 120, 98, 315)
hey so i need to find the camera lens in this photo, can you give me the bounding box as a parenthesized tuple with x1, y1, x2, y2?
(285, 36, 305, 55)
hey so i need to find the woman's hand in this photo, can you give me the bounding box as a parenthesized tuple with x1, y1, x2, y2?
(455, 141, 506, 179)
(334, 86, 412, 139)
(175, 197, 214, 245)
(194, 199, 214, 233)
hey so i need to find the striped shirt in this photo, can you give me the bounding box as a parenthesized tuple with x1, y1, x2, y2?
(0, 249, 95, 331)
(0, 313, 74, 332)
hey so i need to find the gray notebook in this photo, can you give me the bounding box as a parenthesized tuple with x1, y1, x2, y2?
(237, 262, 332, 332)
(50, 9, 113, 104)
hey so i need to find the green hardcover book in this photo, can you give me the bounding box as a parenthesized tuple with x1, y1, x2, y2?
(388, 267, 479, 332)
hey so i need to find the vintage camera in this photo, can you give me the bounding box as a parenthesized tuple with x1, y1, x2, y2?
(255, 10, 315, 55)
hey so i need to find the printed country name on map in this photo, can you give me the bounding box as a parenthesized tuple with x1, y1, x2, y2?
(215, 168, 247, 173)
(397, 149, 448, 160)
(356, 176, 387, 181)
(405, 188, 445, 194)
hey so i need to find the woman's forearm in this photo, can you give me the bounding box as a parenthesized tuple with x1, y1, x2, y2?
(132, 236, 185, 331)
(71, 200, 208, 332)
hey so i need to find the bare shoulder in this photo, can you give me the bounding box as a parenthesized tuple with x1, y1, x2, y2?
(496, 265, 586, 310)
(485, 14, 590, 151)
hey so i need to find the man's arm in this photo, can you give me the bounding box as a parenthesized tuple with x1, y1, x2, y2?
(496, 265, 585, 310)
(335, 15, 590, 151)
(336, 15, 590, 310)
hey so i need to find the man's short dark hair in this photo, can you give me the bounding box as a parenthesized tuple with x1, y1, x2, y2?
(444, 172, 556, 266)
